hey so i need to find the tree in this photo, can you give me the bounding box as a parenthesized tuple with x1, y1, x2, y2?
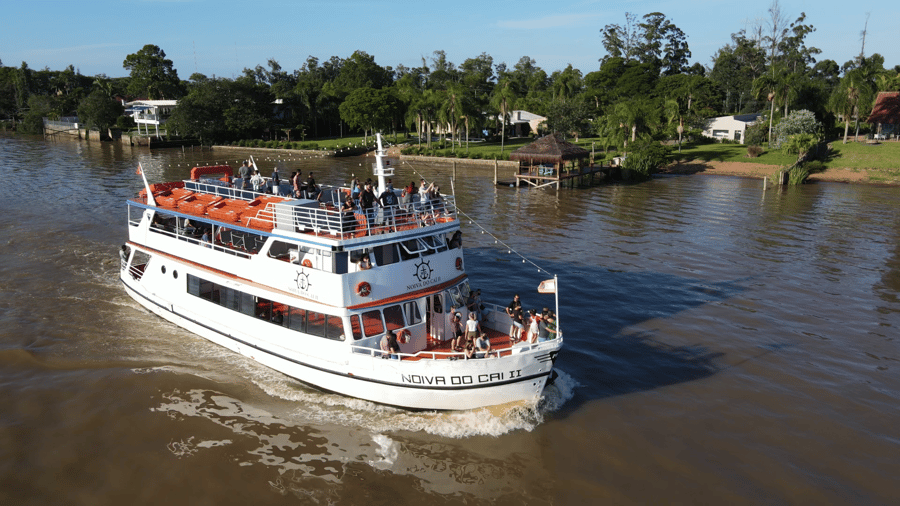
(550, 64, 583, 101)
(339, 87, 399, 142)
(122, 44, 184, 99)
(545, 98, 588, 140)
(771, 109, 820, 149)
(490, 78, 518, 153)
(600, 12, 641, 64)
(77, 89, 124, 135)
(638, 12, 691, 75)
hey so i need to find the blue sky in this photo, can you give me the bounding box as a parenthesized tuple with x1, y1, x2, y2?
(3, 0, 897, 79)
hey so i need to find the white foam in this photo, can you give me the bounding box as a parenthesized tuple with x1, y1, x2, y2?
(369, 434, 399, 469)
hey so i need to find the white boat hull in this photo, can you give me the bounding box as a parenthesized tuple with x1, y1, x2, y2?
(122, 272, 559, 411)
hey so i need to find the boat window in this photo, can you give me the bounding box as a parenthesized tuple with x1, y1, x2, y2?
(268, 240, 292, 260)
(287, 308, 306, 332)
(398, 239, 427, 260)
(199, 279, 218, 303)
(362, 310, 384, 337)
(433, 293, 443, 314)
(325, 315, 344, 341)
(420, 235, 447, 253)
(448, 286, 464, 308)
(383, 305, 405, 331)
(349, 315, 363, 340)
(221, 286, 241, 311)
(402, 301, 422, 325)
(307, 311, 327, 337)
(457, 280, 471, 302)
(373, 243, 399, 266)
(256, 299, 272, 320)
(272, 302, 289, 327)
(350, 249, 369, 264)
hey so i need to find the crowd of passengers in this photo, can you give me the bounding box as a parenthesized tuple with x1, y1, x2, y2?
(378, 290, 558, 360)
(232, 161, 451, 234)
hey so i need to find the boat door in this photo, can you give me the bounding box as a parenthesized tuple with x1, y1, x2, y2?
(428, 292, 446, 342)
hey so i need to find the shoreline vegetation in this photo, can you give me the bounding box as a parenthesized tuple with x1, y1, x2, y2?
(206, 134, 900, 185)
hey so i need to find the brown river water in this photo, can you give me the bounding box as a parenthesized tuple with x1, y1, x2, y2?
(0, 135, 898, 505)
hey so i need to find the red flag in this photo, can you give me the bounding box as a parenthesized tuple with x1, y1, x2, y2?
(135, 167, 142, 175)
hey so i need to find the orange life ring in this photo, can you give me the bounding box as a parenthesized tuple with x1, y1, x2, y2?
(357, 281, 371, 297)
(398, 330, 409, 344)
(302, 259, 312, 268)
(455, 257, 463, 270)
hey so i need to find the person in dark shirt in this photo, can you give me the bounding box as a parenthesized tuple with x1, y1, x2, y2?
(359, 183, 377, 232)
(387, 330, 400, 360)
(379, 187, 398, 230)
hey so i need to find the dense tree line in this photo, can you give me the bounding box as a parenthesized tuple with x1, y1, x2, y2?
(2, 3, 899, 150)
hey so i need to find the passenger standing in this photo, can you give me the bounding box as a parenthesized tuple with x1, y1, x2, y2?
(449, 307, 464, 351)
(350, 176, 361, 200)
(292, 170, 303, 198)
(250, 170, 265, 192)
(239, 161, 250, 189)
(506, 294, 522, 340)
(378, 186, 398, 230)
(340, 197, 358, 234)
(527, 309, 540, 343)
(359, 183, 377, 231)
(306, 172, 319, 199)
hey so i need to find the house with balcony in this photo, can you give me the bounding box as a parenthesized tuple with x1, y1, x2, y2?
(125, 100, 177, 137)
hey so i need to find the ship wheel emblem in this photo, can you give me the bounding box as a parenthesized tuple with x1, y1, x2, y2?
(414, 259, 433, 282)
(295, 270, 312, 291)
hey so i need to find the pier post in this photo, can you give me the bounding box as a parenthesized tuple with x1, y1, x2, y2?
(493, 160, 498, 185)
(453, 160, 457, 181)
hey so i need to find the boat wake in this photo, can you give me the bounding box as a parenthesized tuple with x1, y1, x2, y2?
(249, 365, 579, 437)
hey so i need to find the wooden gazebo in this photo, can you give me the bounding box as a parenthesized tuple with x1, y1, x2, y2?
(509, 133, 590, 181)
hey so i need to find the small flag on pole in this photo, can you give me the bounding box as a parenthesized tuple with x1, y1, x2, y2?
(538, 279, 556, 294)
(135, 167, 142, 175)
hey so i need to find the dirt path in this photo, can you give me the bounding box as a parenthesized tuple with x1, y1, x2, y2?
(660, 160, 888, 184)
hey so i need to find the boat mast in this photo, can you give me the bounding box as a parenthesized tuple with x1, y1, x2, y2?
(373, 133, 393, 195)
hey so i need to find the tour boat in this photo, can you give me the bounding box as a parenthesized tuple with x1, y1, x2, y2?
(120, 134, 562, 410)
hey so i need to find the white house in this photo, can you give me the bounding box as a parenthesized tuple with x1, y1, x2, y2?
(499, 110, 547, 137)
(125, 100, 177, 137)
(701, 114, 762, 144)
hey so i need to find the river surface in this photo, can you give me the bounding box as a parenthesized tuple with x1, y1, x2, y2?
(1, 135, 898, 505)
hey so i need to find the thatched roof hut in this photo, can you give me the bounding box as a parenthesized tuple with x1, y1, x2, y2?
(509, 133, 590, 165)
(866, 91, 900, 129)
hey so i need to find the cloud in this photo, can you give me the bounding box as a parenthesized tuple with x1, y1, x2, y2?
(497, 13, 597, 30)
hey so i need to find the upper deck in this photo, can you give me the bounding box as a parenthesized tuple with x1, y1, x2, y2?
(133, 177, 459, 250)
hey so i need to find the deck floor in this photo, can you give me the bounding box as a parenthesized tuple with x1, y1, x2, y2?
(405, 328, 521, 361)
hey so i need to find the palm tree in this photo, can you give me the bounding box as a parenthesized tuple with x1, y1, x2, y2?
(827, 78, 858, 144)
(752, 72, 781, 146)
(490, 78, 517, 153)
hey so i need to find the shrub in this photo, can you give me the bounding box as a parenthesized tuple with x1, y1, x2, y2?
(471, 152, 482, 159)
(787, 165, 809, 185)
(747, 145, 764, 158)
(283, 142, 293, 149)
(238, 139, 246, 147)
(623, 139, 671, 179)
(772, 110, 821, 149)
(744, 121, 769, 147)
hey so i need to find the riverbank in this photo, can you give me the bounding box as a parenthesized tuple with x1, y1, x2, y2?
(660, 159, 900, 184)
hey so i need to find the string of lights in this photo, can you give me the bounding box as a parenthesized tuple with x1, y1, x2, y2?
(402, 160, 554, 277)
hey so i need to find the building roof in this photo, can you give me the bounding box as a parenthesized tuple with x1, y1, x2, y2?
(866, 92, 900, 124)
(125, 100, 178, 108)
(509, 133, 589, 163)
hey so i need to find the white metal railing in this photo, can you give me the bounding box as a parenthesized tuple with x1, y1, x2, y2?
(349, 334, 559, 361)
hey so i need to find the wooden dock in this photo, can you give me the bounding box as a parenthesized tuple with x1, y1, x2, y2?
(501, 164, 619, 189)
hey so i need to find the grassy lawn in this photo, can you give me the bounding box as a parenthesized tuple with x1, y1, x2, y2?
(670, 142, 797, 166)
(821, 140, 900, 170)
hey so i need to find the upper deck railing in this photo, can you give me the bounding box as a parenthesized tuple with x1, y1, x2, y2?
(134, 178, 458, 241)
